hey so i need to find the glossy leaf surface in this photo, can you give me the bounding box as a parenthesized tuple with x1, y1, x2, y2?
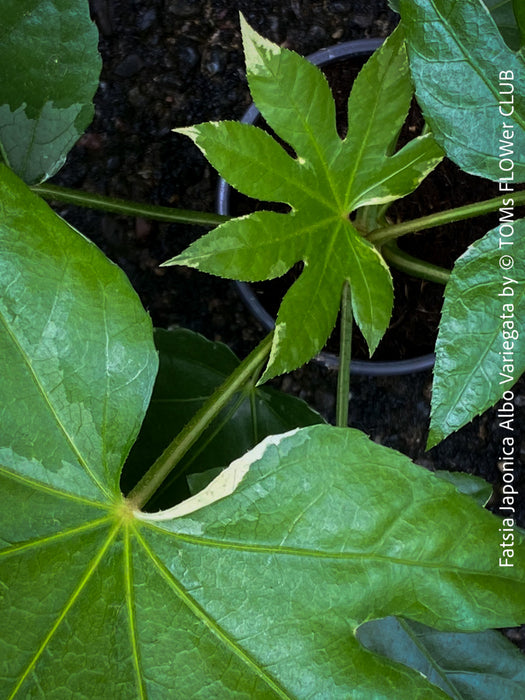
(122, 328, 323, 509)
(0, 164, 157, 499)
(400, 0, 525, 181)
(0, 0, 101, 184)
(429, 220, 525, 447)
(358, 617, 525, 699)
(391, 0, 523, 49)
(165, 19, 443, 380)
(2, 177, 524, 695)
(434, 470, 492, 507)
(4, 409, 525, 697)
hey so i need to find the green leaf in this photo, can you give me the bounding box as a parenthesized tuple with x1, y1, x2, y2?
(122, 327, 323, 509)
(513, 0, 525, 47)
(434, 470, 493, 506)
(1, 184, 524, 695)
(428, 220, 525, 447)
(165, 19, 443, 380)
(4, 407, 525, 697)
(391, 0, 523, 50)
(187, 467, 223, 495)
(488, 0, 524, 49)
(0, 0, 101, 184)
(0, 164, 158, 498)
(357, 617, 525, 699)
(400, 0, 525, 181)
(3, 136, 524, 700)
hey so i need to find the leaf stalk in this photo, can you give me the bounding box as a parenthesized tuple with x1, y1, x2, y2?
(31, 183, 230, 227)
(127, 332, 274, 510)
(336, 281, 353, 428)
(368, 191, 525, 246)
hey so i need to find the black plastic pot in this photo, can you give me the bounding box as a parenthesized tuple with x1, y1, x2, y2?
(217, 38, 435, 376)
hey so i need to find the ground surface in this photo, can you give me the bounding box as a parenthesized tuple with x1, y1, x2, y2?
(50, 0, 523, 648)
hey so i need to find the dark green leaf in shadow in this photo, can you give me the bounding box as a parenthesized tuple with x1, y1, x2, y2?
(121, 328, 324, 509)
(357, 617, 525, 699)
(187, 467, 223, 495)
(433, 470, 493, 507)
(0, 0, 102, 184)
(513, 0, 525, 47)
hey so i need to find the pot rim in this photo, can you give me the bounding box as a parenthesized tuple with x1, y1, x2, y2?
(216, 37, 435, 377)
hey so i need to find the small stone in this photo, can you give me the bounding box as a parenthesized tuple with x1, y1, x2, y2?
(128, 86, 146, 108)
(138, 8, 157, 32)
(353, 13, 375, 29)
(168, 0, 202, 18)
(176, 42, 200, 72)
(106, 156, 121, 172)
(205, 47, 227, 76)
(330, 1, 351, 13)
(115, 54, 144, 78)
(307, 25, 328, 45)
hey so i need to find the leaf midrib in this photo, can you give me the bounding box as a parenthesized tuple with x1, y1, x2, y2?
(136, 529, 293, 700)
(353, 135, 441, 208)
(437, 278, 525, 431)
(343, 43, 403, 209)
(142, 521, 521, 580)
(8, 524, 119, 700)
(415, 0, 525, 132)
(0, 463, 110, 509)
(205, 122, 338, 212)
(0, 515, 113, 559)
(255, 48, 344, 213)
(396, 618, 464, 700)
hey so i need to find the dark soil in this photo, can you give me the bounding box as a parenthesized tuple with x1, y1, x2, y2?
(49, 0, 523, 649)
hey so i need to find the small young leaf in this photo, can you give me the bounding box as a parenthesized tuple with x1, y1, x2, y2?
(357, 618, 525, 699)
(400, 0, 525, 181)
(122, 327, 324, 508)
(0, 0, 102, 184)
(166, 20, 443, 380)
(428, 220, 525, 447)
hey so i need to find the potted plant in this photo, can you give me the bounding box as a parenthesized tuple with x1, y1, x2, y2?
(1, 1, 524, 697)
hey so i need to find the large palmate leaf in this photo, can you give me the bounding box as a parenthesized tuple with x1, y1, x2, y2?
(400, 0, 525, 181)
(2, 169, 525, 697)
(165, 18, 443, 381)
(0, 0, 101, 184)
(428, 220, 525, 447)
(122, 327, 323, 509)
(358, 617, 525, 699)
(0, 164, 158, 498)
(390, 0, 523, 50)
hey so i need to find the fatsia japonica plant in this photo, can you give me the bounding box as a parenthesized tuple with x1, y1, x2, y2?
(1, 0, 525, 698)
